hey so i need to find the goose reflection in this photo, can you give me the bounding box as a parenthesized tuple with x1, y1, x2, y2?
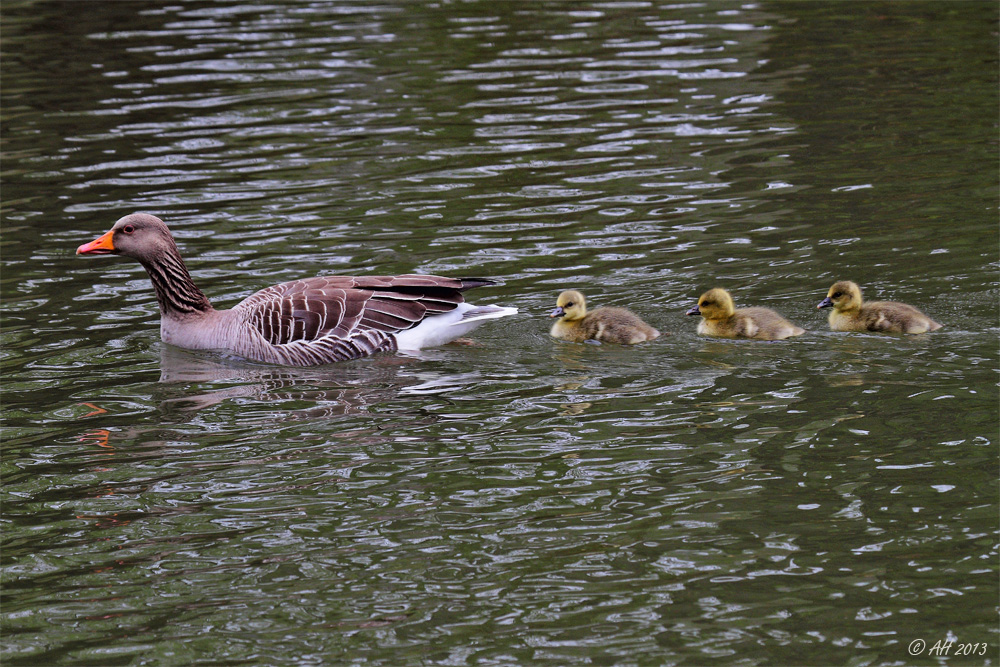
(75, 344, 493, 463)
(155, 344, 474, 419)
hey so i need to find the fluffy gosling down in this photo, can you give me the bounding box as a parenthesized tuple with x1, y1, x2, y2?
(686, 288, 805, 340)
(818, 281, 941, 334)
(549, 290, 660, 344)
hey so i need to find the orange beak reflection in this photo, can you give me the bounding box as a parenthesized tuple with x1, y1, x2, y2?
(76, 230, 116, 255)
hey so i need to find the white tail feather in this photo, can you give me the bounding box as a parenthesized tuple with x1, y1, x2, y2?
(456, 305, 519, 324)
(394, 303, 517, 350)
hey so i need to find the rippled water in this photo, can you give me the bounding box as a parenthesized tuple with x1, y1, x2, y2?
(3, 2, 997, 665)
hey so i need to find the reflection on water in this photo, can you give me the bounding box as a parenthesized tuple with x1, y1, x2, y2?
(156, 345, 413, 415)
(2, 1, 997, 665)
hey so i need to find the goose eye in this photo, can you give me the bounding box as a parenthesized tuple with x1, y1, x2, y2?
(565, 302, 574, 308)
(832, 292, 842, 298)
(122, 224, 136, 234)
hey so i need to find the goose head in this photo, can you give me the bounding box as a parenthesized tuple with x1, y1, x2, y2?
(550, 290, 587, 321)
(818, 280, 862, 311)
(686, 287, 735, 320)
(77, 213, 181, 264)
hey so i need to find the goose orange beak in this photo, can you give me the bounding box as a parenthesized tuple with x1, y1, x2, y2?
(77, 230, 116, 255)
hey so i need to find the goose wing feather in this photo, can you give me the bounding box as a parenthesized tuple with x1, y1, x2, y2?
(235, 275, 493, 346)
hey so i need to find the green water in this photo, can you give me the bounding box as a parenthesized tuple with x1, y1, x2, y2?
(2, 1, 997, 665)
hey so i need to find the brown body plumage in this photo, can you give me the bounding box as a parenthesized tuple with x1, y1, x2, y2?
(817, 280, 941, 334)
(686, 287, 804, 340)
(549, 290, 660, 345)
(77, 214, 516, 366)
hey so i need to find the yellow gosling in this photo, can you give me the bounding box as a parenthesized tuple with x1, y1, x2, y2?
(549, 290, 660, 345)
(686, 287, 805, 340)
(817, 280, 941, 334)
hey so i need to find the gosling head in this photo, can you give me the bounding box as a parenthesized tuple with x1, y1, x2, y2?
(818, 280, 862, 312)
(686, 287, 736, 320)
(550, 290, 587, 321)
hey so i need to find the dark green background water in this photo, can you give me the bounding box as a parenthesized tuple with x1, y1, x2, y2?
(2, 2, 997, 665)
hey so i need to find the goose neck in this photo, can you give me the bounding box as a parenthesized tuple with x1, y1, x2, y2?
(139, 250, 213, 318)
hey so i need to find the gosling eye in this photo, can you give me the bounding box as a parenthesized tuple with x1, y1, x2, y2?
(832, 292, 842, 298)
(565, 302, 574, 308)
(122, 224, 136, 234)
(701, 300, 713, 307)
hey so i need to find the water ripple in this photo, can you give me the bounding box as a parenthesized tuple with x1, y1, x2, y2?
(2, 1, 996, 665)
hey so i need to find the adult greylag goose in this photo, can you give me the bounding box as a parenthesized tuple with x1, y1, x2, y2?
(76, 213, 517, 366)
(549, 290, 660, 344)
(686, 287, 805, 340)
(817, 280, 941, 333)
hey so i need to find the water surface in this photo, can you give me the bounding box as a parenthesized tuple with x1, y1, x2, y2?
(2, 1, 997, 665)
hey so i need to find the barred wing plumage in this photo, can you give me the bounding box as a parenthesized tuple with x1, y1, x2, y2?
(235, 275, 498, 362)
